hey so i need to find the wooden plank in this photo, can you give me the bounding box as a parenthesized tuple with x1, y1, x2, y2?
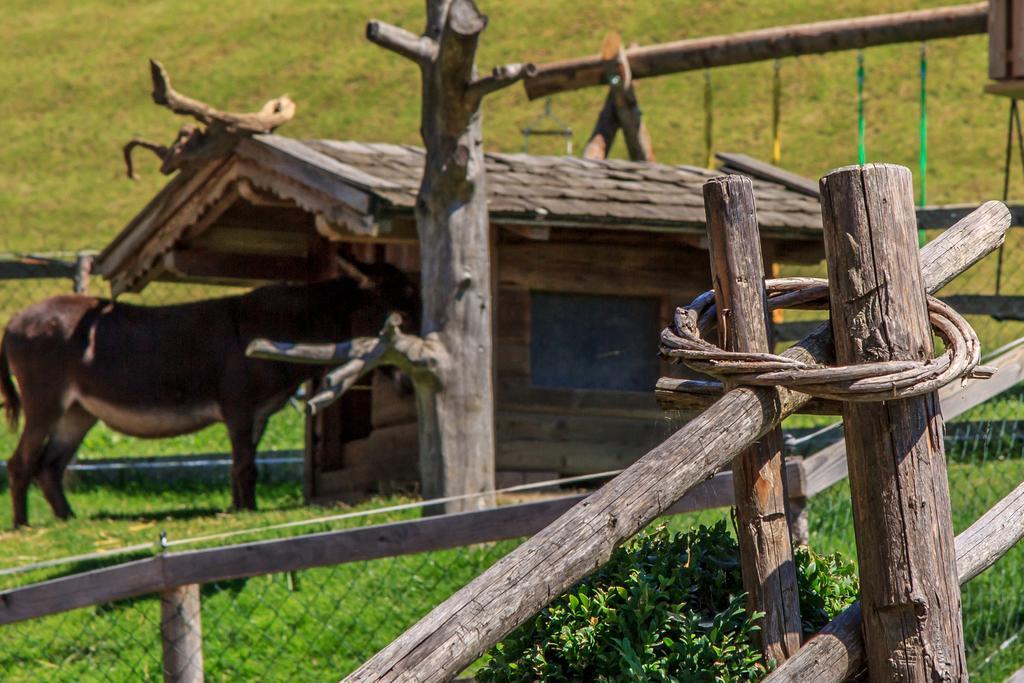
(0, 259, 75, 280)
(942, 294, 1024, 320)
(819, 163, 965, 679)
(803, 343, 1024, 496)
(344, 201, 1011, 683)
(716, 153, 819, 197)
(160, 585, 204, 683)
(499, 240, 710, 297)
(0, 556, 166, 625)
(1013, 0, 1024, 77)
(767, 476, 1024, 683)
(704, 175, 801, 663)
(917, 202, 1024, 227)
(524, 3, 988, 99)
(161, 250, 319, 285)
(990, 0, 1010, 79)
(238, 136, 382, 214)
(498, 379, 665, 419)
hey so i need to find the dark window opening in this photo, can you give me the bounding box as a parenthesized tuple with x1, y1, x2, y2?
(530, 291, 661, 392)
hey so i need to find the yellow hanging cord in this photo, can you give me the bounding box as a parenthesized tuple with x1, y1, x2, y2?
(772, 59, 782, 165)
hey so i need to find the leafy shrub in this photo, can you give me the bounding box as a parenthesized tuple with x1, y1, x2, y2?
(477, 521, 857, 682)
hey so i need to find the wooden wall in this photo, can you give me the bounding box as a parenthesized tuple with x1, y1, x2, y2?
(308, 223, 727, 501)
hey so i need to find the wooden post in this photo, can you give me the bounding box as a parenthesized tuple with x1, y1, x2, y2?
(367, 0, 533, 512)
(160, 584, 204, 683)
(582, 32, 654, 162)
(704, 176, 801, 663)
(819, 164, 966, 681)
(344, 202, 1008, 682)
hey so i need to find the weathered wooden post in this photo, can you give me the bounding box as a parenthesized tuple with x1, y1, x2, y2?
(819, 164, 966, 680)
(582, 32, 654, 162)
(160, 584, 204, 683)
(366, 0, 534, 513)
(704, 176, 801, 664)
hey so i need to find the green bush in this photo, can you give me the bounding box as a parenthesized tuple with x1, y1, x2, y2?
(477, 521, 858, 682)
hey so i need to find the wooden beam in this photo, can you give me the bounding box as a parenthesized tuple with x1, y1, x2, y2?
(161, 250, 319, 284)
(343, 202, 1010, 683)
(766, 476, 1024, 682)
(586, 32, 655, 162)
(524, 3, 987, 99)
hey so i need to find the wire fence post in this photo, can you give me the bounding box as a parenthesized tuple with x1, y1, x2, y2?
(160, 584, 204, 683)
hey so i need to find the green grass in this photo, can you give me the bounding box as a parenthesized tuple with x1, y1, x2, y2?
(0, 0, 1018, 256)
(1, 456, 1021, 680)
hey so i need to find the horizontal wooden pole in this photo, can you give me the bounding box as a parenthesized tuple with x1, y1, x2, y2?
(766, 477, 1024, 682)
(0, 468, 794, 628)
(655, 377, 842, 414)
(345, 201, 1011, 682)
(524, 3, 986, 99)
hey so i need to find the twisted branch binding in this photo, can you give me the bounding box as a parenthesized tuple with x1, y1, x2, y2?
(660, 277, 993, 402)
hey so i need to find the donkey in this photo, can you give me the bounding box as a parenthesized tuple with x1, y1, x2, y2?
(0, 262, 418, 527)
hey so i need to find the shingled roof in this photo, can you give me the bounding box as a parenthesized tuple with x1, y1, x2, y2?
(271, 136, 823, 235)
(96, 134, 824, 293)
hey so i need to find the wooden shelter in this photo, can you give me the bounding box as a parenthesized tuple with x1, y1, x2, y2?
(95, 134, 824, 502)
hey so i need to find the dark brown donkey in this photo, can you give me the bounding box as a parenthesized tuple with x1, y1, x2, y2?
(0, 263, 418, 527)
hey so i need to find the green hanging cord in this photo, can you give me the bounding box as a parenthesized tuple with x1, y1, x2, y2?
(857, 51, 866, 165)
(704, 69, 714, 169)
(772, 59, 782, 165)
(918, 43, 928, 246)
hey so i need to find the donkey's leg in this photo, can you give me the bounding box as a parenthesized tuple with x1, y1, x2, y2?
(35, 405, 96, 521)
(8, 421, 52, 528)
(226, 415, 259, 511)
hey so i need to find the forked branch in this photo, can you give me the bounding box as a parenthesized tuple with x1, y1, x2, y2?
(123, 59, 296, 178)
(246, 314, 446, 415)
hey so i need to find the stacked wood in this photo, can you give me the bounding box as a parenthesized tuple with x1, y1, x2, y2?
(525, 3, 987, 99)
(582, 32, 655, 162)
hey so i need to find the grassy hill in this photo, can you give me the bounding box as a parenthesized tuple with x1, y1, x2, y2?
(0, 0, 1012, 254)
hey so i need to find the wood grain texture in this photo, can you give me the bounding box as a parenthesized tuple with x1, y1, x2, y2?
(705, 175, 801, 663)
(160, 585, 204, 683)
(766, 476, 1024, 683)
(819, 163, 966, 681)
(342, 200, 1009, 683)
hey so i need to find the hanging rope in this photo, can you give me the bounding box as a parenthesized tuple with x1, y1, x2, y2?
(857, 51, 866, 165)
(919, 43, 928, 246)
(996, 98, 1024, 294)
(772, 59, 782, 165)
(704, 69, 714, 169)
(659, 278, 993, 403)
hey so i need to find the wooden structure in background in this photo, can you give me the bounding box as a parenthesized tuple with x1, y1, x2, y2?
(582, 32, 655, 162)
(94, 135, 824, 504)
(988, 0, 1024, 84)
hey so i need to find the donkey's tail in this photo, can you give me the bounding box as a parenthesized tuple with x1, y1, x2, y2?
(0, 334, 20, 431)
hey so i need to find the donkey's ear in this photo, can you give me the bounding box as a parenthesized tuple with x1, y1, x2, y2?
(336, 255, 373, 289)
